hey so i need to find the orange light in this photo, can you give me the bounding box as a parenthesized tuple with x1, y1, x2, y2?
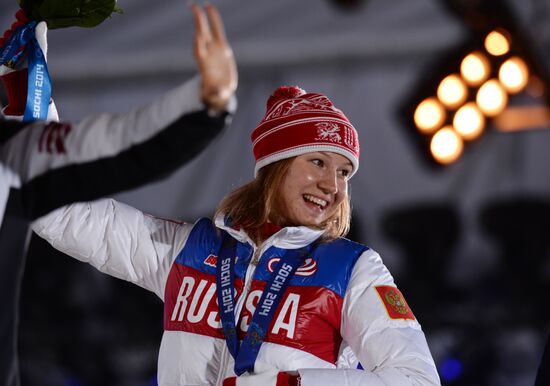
(476, 79, 508, 116)
(499, 56, 529, 94)
(461, 52, 490, 86)
(437, 74, 467, 108)
(453, 102, 485, 140)
(414, 97, 445, 133)
(485, 30, 510, 56)
(430, 126, 464, 165)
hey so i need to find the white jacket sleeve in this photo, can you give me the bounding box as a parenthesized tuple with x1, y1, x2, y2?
(299, 249, 441, 386)
(31, 198, 194, 300)
(2, 76, 234, 221)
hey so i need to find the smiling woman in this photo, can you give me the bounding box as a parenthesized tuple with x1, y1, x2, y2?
(276, 152, 350, 228)
(32, 84, 441, 385)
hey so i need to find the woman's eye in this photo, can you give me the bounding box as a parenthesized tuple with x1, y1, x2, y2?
(312, 159, 324, 167)
(339, 169, 351, 178)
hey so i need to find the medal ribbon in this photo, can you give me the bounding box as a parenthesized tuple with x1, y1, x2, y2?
(216, 231, 306, 376)
(0, 21, 52, 122)
(216, 232, 239, 360)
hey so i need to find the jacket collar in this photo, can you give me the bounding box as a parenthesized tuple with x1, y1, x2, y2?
(214, 213, 325, 250)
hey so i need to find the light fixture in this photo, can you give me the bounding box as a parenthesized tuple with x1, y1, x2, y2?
(437, 74, 468, 108)
(485, 30, 510, 56)
(453, 102, 485, 140)
(398, 0, 550, 167)
(430, 127, 464, 165)
(476, 79, 508, 117)
(414, 98, 446, 134)
(461, 52, 490, 86)
(499, 56, 529, 94)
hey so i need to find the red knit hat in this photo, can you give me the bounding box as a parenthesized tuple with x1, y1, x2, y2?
(251, 86, 360, 177)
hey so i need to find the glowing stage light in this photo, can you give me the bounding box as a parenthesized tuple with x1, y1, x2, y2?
(414, 98, 446, 133)
(477, 79, 508, 116)
(398, 0, 550, 167)
(499, 56, 529, 94)
(430, 127, 464, 165)
(437, 74, 468, 108)
(485, 30, 510, 56)
(461, 52, 490, 86)
(453, 102, 485, 140)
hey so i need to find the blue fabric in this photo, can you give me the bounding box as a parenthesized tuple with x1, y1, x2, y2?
(175, 218, 368, 374)
(0, 22, 36, 66)
(0, 21, 51, 122)
(23, 36, 51, 122)
(175, 218, 368, 298)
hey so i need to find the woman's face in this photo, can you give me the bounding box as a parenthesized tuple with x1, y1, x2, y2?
(275, 152, 352, 228)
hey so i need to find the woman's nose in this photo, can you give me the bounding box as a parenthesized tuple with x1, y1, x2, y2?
(318, 170, 338, 194)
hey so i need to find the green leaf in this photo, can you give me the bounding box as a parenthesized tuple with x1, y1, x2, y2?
(17, 0, 122, 29)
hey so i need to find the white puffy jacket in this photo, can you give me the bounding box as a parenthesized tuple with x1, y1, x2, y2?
(33, 198, 441, 386)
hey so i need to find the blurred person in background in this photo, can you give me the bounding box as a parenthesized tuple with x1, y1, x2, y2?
(0, 4, 237, 385)
(33, 82, 440, 385)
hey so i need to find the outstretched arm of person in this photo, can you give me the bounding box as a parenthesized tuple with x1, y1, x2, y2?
(1, 4, 238, 220)
(32, 198, 193, 299)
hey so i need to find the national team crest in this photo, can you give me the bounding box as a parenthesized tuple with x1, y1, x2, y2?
(375, 285, 416, 320)
(267, 257, 318, 276)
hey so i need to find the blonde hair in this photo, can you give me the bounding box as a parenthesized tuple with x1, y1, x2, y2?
(215, 157, 351, 244)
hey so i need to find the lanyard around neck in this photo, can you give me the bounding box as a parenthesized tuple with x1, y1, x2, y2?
(215, 231, 306, 375)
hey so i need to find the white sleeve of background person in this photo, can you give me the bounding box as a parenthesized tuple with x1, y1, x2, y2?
(31, 198, 194, 300)
(298, 248, 441, 386)
(4, 76, 204, 183)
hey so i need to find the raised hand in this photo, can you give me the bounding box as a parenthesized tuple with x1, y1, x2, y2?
(192, 3, 237, 112)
